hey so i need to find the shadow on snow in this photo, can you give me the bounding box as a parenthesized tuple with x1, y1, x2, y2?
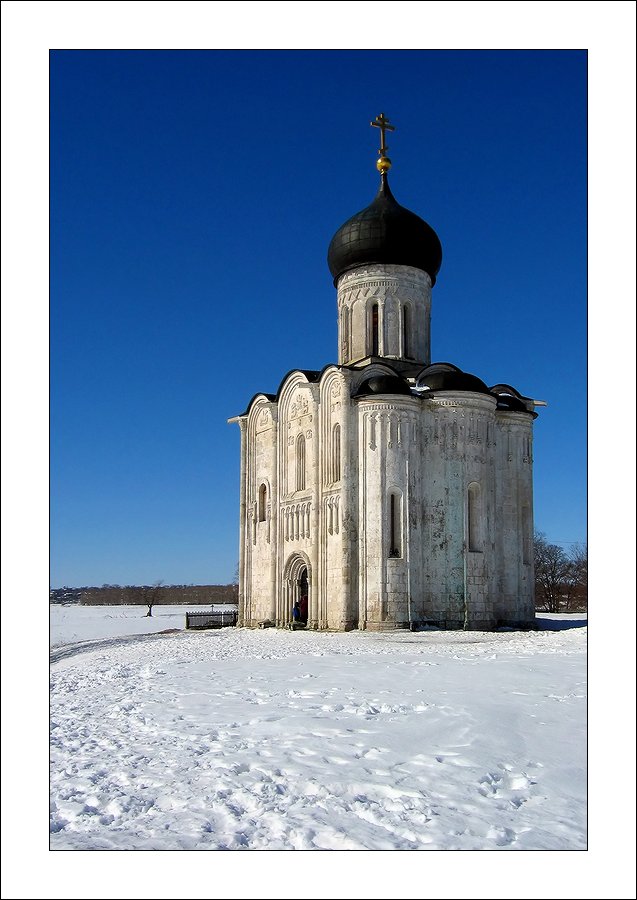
(535, 616, 587, 631)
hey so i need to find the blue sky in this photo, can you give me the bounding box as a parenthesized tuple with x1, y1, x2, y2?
(49, 49, 587, 587)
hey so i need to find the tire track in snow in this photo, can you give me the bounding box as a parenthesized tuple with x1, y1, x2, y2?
(50, 629, 184, 664)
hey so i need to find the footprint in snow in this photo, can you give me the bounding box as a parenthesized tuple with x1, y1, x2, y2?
(487, 826, 517, 846)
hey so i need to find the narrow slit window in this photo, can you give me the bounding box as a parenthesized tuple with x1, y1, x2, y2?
(296, 435, 306, 491)
(468, 482, 482, 551)
(258, 483, 267, 522)
(403, 306, 410, 358)
(342, 307, 350, 360)
(332, 424, 341, 483)
(389, 491, 402, 558)
(371, 304, 379, 356)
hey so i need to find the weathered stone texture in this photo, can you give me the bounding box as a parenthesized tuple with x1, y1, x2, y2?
(234, 263, 537, 631)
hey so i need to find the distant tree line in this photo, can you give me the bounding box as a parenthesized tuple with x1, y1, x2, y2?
(50, 584, 239, 607)
(49, 587, 84, 605)
(534, 532, 587, 613)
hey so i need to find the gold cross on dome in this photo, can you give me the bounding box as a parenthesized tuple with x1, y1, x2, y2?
(371, 112, 395, 156)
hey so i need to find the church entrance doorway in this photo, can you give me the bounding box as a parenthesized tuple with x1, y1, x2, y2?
(298, 568, 309, 625)
(282, 552, 312, 629)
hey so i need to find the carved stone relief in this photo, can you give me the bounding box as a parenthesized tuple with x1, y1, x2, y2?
(291, 394, 309, 419)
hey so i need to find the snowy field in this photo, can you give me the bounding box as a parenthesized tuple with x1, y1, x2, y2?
(50, 603, 237, 647)
(1, 596, 620, 900)
(49, 605, 588, 853)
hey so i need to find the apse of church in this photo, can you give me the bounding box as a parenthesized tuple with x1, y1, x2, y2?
(229, 114, 540, 632)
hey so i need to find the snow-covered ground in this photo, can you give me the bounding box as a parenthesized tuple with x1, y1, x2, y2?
(50, 607, 587, 852)
(50, 603, 237, 647)
(10, 602, 630, 898)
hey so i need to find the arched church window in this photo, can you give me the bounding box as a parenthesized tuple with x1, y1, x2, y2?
(332, 424, 341, 483)
(296, 435, 306, 492)
(468, 482, 482, 551)
(258, 483, 267, 522)
(403, 305, 411, 358)
(389, 491, 402, 558)
(371, 304, 379, 356)
(342, 307, 350, 360)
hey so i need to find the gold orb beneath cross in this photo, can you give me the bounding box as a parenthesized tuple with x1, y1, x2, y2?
(376, 155, 392, 173)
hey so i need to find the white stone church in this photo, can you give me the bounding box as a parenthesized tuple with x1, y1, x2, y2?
(230, 115, 540, 632)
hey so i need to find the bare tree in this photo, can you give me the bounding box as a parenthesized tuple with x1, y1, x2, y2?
(534, 533, 588, 613)
(141, 580, 164, 617)
(230, 562, 240, 603)
(566, 543, 588, 611)
(534, 532, 570, 613)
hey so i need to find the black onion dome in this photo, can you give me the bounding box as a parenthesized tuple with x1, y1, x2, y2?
(354, 374, 413, 398)
(327, 174, 442, 285)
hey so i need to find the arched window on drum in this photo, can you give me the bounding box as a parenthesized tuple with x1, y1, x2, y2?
(370, 303, 379, 356)
(402, 305, 411, 358)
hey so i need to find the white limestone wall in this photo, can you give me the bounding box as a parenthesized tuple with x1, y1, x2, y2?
(240, 401, 278, 626)
(239, 370, 358, 633)
(337, 405, 359, 628)
(458, 395, 498, 630)
(237, 375, 536, 632)
(336, 264, 432, 365)
(276, 376, 320, 628)
(318, 369, 358, 629)
(494, 411, 536, 626)
(419, 393, 498, 629)
(355, 395, 421, 629)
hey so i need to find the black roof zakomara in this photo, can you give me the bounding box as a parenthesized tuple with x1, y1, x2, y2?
(353, 374, 413, 398)
(327, 173, 443, 286)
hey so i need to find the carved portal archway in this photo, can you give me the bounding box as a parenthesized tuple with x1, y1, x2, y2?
(281, 552, 312, 628)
